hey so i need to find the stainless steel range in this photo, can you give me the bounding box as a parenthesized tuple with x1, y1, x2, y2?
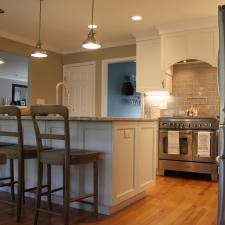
(158, 117, 219, 181)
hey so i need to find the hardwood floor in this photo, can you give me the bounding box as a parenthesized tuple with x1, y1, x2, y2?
(0, 172, 218, 225)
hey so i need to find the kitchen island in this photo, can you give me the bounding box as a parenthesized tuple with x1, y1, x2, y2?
(0, 116, 158, 215)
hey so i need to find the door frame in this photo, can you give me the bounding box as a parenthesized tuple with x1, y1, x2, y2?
(63, 61, 96, 116)
(101, 56, 144, 117)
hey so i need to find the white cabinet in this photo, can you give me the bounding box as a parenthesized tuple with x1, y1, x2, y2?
(136, 38, 172, 93)
(161, 28, 218, 69)
(112, 121, 158, 204)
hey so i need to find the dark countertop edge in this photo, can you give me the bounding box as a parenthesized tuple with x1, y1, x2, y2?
(0, 116, 158, 122)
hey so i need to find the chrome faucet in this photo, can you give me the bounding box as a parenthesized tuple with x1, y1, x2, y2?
(56, 82, 70, 105)
(56, 82, 75, 115)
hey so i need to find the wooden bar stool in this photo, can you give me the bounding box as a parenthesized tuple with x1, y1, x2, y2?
(31, 105, 101, 225)
(0, 106, 51, 222)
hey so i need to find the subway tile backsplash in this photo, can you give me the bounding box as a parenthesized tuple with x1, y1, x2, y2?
(145, 62, 219, 118)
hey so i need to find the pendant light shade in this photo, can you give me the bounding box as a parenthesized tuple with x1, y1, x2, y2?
(82, 0, 101, 50)
(31, 0, 48, 58)
(82, 29, 101, 49)
(31, 40, 48, 58)
(0, 57, 5, 64)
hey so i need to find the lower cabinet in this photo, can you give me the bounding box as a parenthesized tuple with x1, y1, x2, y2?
(112, 121, 158, 205)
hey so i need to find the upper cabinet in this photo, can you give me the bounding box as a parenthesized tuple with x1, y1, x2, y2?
(161, 28, 219, 69)
(136, 38, 172, 93)
(135, 24, 218, 93)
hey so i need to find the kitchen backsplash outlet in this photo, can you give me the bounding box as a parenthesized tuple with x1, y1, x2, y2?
(144, 62, 219, 118)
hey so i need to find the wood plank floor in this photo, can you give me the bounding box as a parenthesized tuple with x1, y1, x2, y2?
(0, 172, 218, 225)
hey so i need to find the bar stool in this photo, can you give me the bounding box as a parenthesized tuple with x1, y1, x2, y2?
(31, 105, 101, 225)
(0, 106, 51, 222)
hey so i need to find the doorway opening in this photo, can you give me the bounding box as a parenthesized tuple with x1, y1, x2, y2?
(0, 51, 30, 107)
(101, 57, 143, 118)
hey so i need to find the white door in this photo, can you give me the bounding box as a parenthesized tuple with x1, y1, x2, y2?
(63, 62, 95, 117)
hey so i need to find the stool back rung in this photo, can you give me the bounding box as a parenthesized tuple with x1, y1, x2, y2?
(40, 134, 65, 140)
(0, 131, 18, 137)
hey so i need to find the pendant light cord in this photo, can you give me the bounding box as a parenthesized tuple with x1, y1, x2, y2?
(91, 0, 94, 26)
(38, 0, 42, 42)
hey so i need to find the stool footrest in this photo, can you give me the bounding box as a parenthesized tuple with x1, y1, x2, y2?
(38, 208, 63, 217)
(0, 181, 17, 187)
(41, 186, 63, 196)
(76, 199, 94, 205)
(24, 185, 50, 193)
(70, 193, 94, 203)
(0, 177, 12, 181)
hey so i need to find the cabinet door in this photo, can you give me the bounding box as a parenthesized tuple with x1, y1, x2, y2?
(113, 123, 136, 204)
(136, 122, 157, 192)
(187, 29, 216, 66)
(161, 33, 187, 69)
(136, 39, 164, 92)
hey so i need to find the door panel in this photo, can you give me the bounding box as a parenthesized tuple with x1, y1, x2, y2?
(63, 63, 95, 117)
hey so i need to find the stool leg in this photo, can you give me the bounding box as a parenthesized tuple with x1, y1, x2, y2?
(33, 162, 43, 225)
(64, 164, 70, 225)
(93, 160, 98, 218)
(22, 160, 25, 204)
(9, 159, 15, 201)
(63, 165, 65, 200)
(17, 159, 23, 223)
(47, 164, 52, 210)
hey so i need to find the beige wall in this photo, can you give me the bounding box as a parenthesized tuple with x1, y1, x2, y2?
(0, 36, 63, 105)
(63, 45, 136, 116)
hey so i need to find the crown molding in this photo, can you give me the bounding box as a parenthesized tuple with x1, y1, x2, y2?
(157, 16, 218, 35)
(133, 28, 160, 42)
(62, 39, 136, 55)
(0, 31, 62, 54)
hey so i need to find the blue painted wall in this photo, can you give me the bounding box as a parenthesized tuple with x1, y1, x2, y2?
(107, 61, 141, 118)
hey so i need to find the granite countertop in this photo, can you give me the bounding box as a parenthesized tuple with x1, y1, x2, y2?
(0, 115, 158, 122)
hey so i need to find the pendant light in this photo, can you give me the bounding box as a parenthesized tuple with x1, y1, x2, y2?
(82, 0, 101, 50)
(0, 57, 4, 64)
(31, 0, 48, 58)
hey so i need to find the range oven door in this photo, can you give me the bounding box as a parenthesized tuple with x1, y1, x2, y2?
(159, 129, 193, 161)
(192, 130, 218, 163)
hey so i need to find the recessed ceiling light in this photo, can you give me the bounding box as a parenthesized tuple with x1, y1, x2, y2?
(131, 16, 142, 21)
(88, 24, 98, 29)
(0, 9, 5, 14)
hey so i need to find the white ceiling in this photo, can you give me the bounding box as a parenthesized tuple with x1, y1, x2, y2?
(0, 0, 225, 54)
(0, 51, 28, 82)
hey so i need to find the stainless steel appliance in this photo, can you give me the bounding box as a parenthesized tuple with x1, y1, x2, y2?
(217, 5, 225, 225)
(158, 117, 218, 181)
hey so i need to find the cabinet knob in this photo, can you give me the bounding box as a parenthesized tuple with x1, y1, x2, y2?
(162, 80, 165, 88)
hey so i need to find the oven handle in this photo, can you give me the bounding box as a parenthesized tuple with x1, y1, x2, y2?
(159, 130, 193, 134)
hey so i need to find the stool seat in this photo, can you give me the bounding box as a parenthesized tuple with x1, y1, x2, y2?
(40, 149, 100, 165)
(0, 145, 51, 159)
(0, 154, 6, 164)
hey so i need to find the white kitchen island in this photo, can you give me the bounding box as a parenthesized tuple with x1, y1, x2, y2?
(0, 116, 158, 215)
